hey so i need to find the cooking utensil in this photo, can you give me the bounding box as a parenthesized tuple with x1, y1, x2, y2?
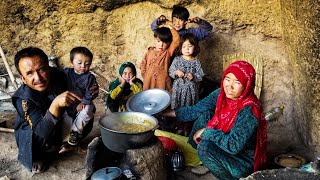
(99, 112, 158, 153)
(274, 154, 306, 168)
(171, 151, 185, 172)
(91, 167, 122, 180)
(126, 88, 171, 115)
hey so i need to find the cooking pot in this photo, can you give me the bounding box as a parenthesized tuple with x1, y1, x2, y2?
(99, 112, 158, 153)
(91, 167, 122, 180)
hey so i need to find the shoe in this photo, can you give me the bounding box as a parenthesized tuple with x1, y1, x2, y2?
(191, 165, 210, 175)
(68, 131, 82, 146)
(59, 142, 77, 154)
(32, 161, 46, 174)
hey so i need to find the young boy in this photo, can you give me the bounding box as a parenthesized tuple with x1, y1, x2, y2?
(140, 23, 179, 92)
(64, 46, 97, 146)
(151, 6, 213, 41)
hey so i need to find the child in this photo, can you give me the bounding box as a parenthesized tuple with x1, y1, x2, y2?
(151, 6, 213, 41)
(140, 23, 180, 92)
(169, 33, 204, 135)
(64, 46, 97, 146)
(106, 62, 143, 112)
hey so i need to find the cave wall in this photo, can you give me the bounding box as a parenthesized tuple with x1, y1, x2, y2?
(281, 0, 320, 155)
(0, 0, 319, 157)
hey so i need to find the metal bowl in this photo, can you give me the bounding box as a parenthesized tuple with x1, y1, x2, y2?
(99, 112, 158, 153)
(274, 154, 306, 168)
(126, 88, 171, 115)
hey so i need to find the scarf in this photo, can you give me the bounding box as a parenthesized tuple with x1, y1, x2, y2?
(206, 60, 267, 171)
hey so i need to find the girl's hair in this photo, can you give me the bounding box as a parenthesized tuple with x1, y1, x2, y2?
(176, 33, 200, 57)
(154, 27, 173, 44)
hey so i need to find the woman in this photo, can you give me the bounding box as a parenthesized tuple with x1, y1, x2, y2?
(163, 61, 267, 179)
(106, 62, 143, 112)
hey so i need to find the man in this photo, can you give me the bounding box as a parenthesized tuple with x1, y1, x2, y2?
(12, 47, 97, 173)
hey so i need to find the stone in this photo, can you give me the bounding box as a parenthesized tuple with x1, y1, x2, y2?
(85, 136, 167, 180)
(125, 139, 167, 180)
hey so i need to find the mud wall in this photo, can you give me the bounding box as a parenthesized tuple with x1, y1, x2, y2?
(0, 0, 319, 157)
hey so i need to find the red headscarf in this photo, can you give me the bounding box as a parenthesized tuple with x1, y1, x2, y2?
(207, 61, 267, 171)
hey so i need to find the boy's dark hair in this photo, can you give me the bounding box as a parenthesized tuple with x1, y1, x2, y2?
(176, 33, 200, 56)
(70, 46, 93, 62)
(14, 47, 48, 74)
(154, 27, 173, 44)
(172, 6, 190, 21)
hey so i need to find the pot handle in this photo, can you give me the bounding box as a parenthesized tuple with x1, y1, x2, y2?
(151, 125, 160, 131)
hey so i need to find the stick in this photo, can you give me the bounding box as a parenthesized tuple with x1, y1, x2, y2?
(0, 45, 18, 89)
(0, 127, 14, 133)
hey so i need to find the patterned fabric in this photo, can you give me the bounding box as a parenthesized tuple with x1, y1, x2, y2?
(207, 61, 267, 171)
(169, 56, 204, 109)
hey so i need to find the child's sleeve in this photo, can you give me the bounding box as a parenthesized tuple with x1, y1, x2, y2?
(169, 58, 179, 78)
(188, 19, 213, 41)
(192, 60, 205, 82)
(130, 81, 143, 94)
(140, 51, 148, 78)
(83, 74, 97, 104)
(150, 17, 159, 32)
(109, 86, 123, 100)
(168, 28, 180, 56)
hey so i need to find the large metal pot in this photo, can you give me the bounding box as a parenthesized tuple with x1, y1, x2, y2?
(99, 112, 158, 153)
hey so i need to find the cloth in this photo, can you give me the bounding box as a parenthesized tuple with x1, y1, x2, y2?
(107, 62, 143, 112)
(12, 67, 67, 171)
(169, 55, 204, 109)
(175, 89, 260, 179)
(71, 104, 95, 133)
(140, 28, 179, 92)
(151, 17, 213, 41)
(207, 61, 267, 172)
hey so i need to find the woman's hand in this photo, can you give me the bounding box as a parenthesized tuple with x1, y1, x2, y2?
(175, 70, 185, 78)
(193, 128, 205, 144)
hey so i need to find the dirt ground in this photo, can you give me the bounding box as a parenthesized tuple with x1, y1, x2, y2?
(0, 99, 217, 180)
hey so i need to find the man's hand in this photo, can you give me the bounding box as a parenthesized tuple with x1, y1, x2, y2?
(49, 91, 81, 118)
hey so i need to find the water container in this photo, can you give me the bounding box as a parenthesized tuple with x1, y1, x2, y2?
(265, 105, 284, 121)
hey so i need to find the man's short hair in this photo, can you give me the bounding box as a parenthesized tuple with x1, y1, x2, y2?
(70, 46, 93, 62)
(172, 6, 190, 21)
(14, 47, 48, 74)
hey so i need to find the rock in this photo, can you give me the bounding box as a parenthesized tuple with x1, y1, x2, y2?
(125, 139, 167, 180)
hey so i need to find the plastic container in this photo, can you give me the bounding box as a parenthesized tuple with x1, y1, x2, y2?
(265, 105, 284, 121)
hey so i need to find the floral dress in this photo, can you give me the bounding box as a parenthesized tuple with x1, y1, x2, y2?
(169, 55, 204, 109)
